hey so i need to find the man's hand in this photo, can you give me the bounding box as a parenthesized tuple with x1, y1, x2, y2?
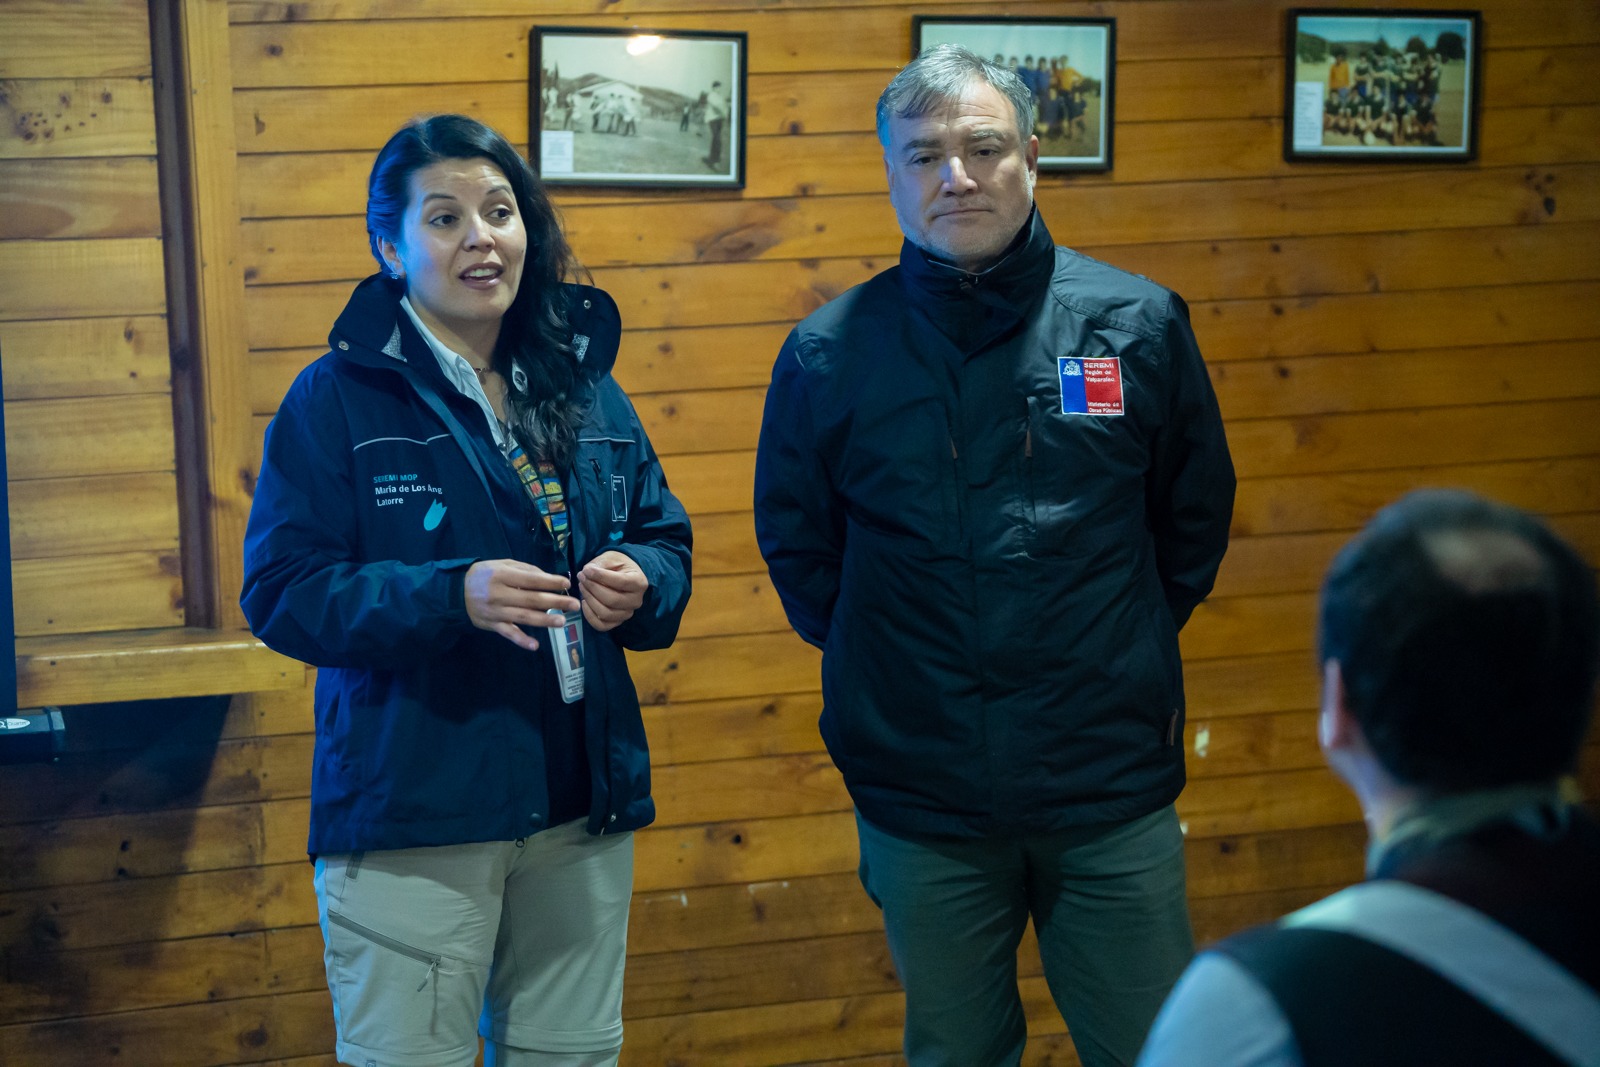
(464, 559, 580, 651)
(577, 551, 649, 632)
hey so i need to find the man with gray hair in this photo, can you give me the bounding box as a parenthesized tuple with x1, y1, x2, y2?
(754, 45, 1235, 1066)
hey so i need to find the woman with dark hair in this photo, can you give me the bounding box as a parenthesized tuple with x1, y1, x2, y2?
(241, 114, 692, 1067)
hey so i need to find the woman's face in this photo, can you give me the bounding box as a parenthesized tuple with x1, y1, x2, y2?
(378, 157, 527, 358)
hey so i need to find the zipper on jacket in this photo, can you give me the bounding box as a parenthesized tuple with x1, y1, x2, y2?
(326, 910, 443, 991)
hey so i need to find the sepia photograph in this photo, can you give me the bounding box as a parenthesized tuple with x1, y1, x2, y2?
(1285, 8, 1481, 162)
(913, 16, 1116, 172)
(531, 27, 747, 189)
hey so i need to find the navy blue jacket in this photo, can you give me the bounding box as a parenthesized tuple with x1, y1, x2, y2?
(754, 212, 1234, 838)
(242, 273, 692, 855)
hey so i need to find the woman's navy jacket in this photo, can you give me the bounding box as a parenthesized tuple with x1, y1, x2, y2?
(242, 274, 692, 856)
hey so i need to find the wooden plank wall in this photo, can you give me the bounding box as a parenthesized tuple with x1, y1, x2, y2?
(2, 0, 1598, 1064)
(0, 0, 185, 639)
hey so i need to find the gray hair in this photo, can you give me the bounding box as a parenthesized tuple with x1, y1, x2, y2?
(875, 44, 1037, 147)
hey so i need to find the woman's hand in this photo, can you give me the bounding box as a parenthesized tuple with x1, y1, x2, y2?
(464, 559, 581, 651)
(577, 551, 649, 632)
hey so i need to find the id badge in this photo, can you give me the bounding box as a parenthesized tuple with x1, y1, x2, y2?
(548, 609, 585, 703)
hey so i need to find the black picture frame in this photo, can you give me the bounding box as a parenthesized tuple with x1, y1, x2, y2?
(531, 26, 747, 189)
(912, 16, 1116, 173)
(1284, 8, 1482, 162)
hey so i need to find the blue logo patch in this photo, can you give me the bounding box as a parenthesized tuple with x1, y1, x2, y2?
(423, 499, 447, 530)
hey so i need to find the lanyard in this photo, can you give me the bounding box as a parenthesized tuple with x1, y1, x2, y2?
(505, 440, 570, 555)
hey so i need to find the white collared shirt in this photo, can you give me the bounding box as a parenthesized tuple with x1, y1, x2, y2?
(399, 295, 509, 451)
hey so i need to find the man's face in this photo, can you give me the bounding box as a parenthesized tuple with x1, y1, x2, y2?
(883, 80, 1039, 274)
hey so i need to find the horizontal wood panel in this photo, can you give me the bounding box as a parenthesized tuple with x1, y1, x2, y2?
(644, 447, 1600, 529)
(0, 315, 170, 399)
(227, 5, 1269, 90)
(8, 472, 180, 559)
(0, 862, 315, 952)
(229, 39, 1600, 170)
(234, 164, 1600, 286)
(629, 631, 818, 705)
(647, 346, 1600, 461)
(227, 1, 1599, 89)
(227, 0, 1600, 48)
(0, 799, 262, 893)
(1179, 767, 1361, 839)
(1225, 396, 1600, 480)
(657, 511, 1599, 646)
(229, 60, 1268, 162)
(1181, 592, 1316, 661)
(14, 628, 305, 708)
(12, 550, 185, 638)
(1232, 455, 1600, 537)
(0, 733, 312, 824)
(0, 157, 161, 239)
(0, 237, 166, 321)
(672, 508, 763, 575)
(650, 811, 861, 894)
(1211, 339, 1600, 421)
(5, 394, 175, 480)
(625, 929, 898, 1021)
(643, 692, 822, 765)
(1182, 651, 1318, 720)
(1197, 281, 1600, 364)
(652, 753, 846, 828)
(231, 104, 1600, 225)
(0, 988, 333, 1067)
(249, 294, 1600, 424)
(0, 0, 152, 80)
(242, 280, 1600, 400)
(1186, 710, 1321, 779)
(238, 211, 1600, 312)
(0, 77, 157, 159)
(1488, 44, 1600, 108)
(0, 926, 322, 1027)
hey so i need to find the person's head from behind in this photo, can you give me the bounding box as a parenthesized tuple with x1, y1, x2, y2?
(1318, 489, 1599, 804)
(876, 45, 1039, 274)
(366, 114, 574, 361)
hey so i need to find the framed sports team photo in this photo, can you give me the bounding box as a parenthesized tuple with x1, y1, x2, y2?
(1285, 8, 1482, 162)
(531, 27, 747, 189)
(913, 16, 1116, 172)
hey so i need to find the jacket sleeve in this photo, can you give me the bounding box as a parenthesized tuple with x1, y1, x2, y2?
(606, 395, 693, 652)
(1146, 292, 1236, 630)
(753, 329, 845, 648)
(240, 373, 473, 670)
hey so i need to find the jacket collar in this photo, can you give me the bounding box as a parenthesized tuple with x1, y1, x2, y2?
(327, 272, 624, 400)
(897, 207, 1055, 354)
(898, 205, 1055, 304)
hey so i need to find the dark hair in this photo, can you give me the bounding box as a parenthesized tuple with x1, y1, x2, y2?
(876, 44, 1036, 147)
(367, 114, 585, 468)
(1319, 489, 1599, 791)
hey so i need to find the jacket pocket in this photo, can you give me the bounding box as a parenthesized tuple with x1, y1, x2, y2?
(1024, 393, 1143, 559)
(326, 909, 444, 992)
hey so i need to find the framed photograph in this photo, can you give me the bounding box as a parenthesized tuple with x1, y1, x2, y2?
(1285, 8, 1482, 162)
(912, 16, 1116, 172)
(531, 27, 746, 189)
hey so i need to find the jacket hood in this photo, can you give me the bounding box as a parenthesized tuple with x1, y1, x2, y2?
(328, 271, 623, 384)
